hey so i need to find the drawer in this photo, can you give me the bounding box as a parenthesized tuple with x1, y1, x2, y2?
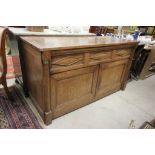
(112, 49, 131, 59)
(51, 54, 84, 73)
(89, 51, 112, 63)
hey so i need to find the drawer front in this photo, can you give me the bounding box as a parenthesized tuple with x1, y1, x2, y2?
(89, 51, 112, 63)
(112, 49, 131, 59)
(51, 54, 84, 73)
(50, 48, 131, 73)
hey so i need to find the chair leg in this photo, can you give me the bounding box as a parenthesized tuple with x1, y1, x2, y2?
(2, 80, 14, 101)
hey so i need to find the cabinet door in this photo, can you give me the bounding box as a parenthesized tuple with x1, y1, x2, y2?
(96, 59, 128, 99)
(51, 66, 99, 118)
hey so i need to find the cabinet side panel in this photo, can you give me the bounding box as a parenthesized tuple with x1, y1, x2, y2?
(21, 42, 44, 114)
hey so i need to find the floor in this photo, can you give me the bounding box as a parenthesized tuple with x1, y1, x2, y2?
(7, 75, 155, 129)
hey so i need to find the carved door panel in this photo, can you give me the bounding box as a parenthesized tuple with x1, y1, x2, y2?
(96, 59, 128, 98)
(50, 65, 99, 118)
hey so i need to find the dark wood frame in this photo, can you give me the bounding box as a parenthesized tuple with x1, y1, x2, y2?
(0, 27, 13, 100)
(140, 47, 155, 79)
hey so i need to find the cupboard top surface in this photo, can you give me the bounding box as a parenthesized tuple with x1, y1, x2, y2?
(20, 36, 138, 51)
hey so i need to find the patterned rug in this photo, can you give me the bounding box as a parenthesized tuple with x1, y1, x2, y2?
(0, 86, 42, 129)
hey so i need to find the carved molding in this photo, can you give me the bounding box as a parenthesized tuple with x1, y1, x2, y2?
(90, 52, 111, 61)
(112, 49, 130, 57)
(51, 55, 83, 67)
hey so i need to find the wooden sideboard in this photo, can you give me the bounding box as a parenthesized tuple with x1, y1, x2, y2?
(19, 36, 138, 124)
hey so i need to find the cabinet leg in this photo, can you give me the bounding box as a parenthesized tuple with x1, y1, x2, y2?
(44, 111, 53, 125)
(121, 82, 127, 90)
(23, 87, 29, 97)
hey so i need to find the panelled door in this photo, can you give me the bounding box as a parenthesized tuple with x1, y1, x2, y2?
(95, 59, 129, 99)
(50, 65, 99, 118)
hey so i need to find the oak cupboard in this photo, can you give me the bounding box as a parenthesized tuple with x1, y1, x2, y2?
(19, 36, 138, 124)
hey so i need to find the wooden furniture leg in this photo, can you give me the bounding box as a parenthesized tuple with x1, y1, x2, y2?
(2, 79, 14, 101)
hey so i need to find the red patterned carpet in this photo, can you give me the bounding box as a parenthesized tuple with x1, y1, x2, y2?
(0, 86, 42, 129)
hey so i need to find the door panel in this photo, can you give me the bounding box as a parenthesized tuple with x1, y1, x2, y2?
(96, 59, 128, 98)
(50, 66, 99, 118)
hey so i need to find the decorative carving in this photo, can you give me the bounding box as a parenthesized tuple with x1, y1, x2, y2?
(51, 55, 83, 67)
(90, 52, 111, 61)
(112, 49, 131, 58)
